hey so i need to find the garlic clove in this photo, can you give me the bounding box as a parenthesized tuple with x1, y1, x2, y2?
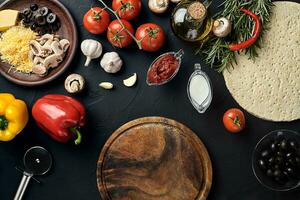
(123, 73, 137, 87)
(99, 82, 114, 90)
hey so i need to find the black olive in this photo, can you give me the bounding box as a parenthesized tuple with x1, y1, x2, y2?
(288, 158, 296, 166)
(266, 169, 273, 177)
(258, 159, 266, 170)
(286, 152, 294, 159)
(30, 23, 37, 31)
(273, 169, 283, 177)
(280, 139, 288, 151)
(275, 156, 284, 165)
(38, 7, 49, 17)
(30, 4, 38, 11)
(22, 8, 32, 16)
(47, 13, 57, 24)
(261, 150, 271, 158)
(268, 157, 275, 165)
(274, 164, 280, 170)
(35, 14, 46, 26)
(270, 142, 277, 151)
(295, 157, 300, 166)
(289, 140, 299, 150)
(276, 151, 284, 157)
(286, 167, 296, 176)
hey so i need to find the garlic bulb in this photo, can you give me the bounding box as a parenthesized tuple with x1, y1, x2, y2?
(81, 39, 103, 66)
(100, 52, 123, 73)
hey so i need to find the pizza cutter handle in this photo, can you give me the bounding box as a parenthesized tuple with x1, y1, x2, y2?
(14, 172, 32, 200)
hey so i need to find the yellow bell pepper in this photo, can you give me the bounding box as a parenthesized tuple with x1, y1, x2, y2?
(0, 93, 28, 141)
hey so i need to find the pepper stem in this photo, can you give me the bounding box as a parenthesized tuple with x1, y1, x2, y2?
(0, 116, 8, 130)
(70, 127, 82, 145)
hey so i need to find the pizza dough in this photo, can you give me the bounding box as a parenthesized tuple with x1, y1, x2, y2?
(223, 1, 300, 122)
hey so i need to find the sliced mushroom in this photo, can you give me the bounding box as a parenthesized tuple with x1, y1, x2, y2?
(59, 39, 70, 52)
(28, 51, 34, 62)
(51, 41, 64, 55)
(148, 0, 169, 14)
(64, 74, 85, 93)
(42, 38, 54, 53)
(44, 54, 63, 69)
(33, 64, 47, 76)
(36, 34, 54, 45)
(33, 56, 44, 65)
(29, 40, 43, 56)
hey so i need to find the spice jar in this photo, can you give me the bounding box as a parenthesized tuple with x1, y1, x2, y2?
(171, 0, 213, 42)
(187, 63, 213, 113)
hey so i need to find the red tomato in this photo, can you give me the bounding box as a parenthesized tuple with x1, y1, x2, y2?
(112, 0, 141, 20)
(107, 19, 134, 48)
(135, 23, 165, 52)
(83, 7, 110, 34)
(223, 108, 246, 133)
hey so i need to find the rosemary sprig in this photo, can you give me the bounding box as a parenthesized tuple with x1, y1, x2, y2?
(197, 0, 274, 72)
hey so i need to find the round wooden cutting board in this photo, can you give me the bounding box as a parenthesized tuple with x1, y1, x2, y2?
(97, 117, 212, 200)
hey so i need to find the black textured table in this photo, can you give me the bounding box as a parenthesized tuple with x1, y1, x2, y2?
(0, 0, 300, 200)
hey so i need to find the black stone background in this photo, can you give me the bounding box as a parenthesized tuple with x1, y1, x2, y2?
(0, 0, 300, 199)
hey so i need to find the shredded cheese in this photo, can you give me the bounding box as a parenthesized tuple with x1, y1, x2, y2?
(0, 25, 37, 73)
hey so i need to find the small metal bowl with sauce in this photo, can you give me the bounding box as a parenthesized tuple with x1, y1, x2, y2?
(146, 49, 184, 86)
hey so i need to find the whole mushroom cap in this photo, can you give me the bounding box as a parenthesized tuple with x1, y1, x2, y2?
(212, 17, 232, 38)
(65, 74, 85, 93)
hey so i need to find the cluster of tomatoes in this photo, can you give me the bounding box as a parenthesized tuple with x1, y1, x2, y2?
(83, 0, 165, 52)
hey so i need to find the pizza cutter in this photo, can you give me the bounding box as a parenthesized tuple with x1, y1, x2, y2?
(14, 146, 52, 200)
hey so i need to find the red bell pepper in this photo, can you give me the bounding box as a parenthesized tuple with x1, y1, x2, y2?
(32, 94, 86, 145)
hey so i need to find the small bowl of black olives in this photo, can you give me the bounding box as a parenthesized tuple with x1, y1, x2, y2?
(252, 130, 300, 191)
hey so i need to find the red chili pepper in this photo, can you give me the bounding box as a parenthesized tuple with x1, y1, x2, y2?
(32, 94, 86, 145)
(229, 8, 261, 51)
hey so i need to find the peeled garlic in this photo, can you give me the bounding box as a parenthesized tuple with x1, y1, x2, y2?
(99, 82, 114, 90)
(123, 73, 137, 87)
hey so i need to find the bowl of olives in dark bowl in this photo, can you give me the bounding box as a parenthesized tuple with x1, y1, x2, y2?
(252, 130, 300, 191)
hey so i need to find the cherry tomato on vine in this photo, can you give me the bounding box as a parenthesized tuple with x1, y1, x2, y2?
(83, 7, 110, 34)
(223, 108, 246, 133)
(135, 23, 166, 52)
(112, 0, 142, 21)
(107, 19, 135, 48)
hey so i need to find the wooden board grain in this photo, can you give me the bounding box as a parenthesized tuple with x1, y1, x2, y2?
(0, 0, 77, 86)
(97, 117, 212, 200)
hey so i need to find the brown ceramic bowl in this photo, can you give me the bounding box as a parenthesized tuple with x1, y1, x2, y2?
(0, 0, 78, 86)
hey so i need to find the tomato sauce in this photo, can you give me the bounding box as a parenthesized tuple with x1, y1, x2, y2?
(147, 54, 179, 84)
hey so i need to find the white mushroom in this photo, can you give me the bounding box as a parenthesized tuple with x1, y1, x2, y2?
(212, 17, 232, 38)
(64, 74, 85, 93)
(51, 41, 64, 55)
(29, 40, 52, 58)
(33, 64, 47, 76)
(36, 34, 54, 45)
(28, 51, 34, 62)
(148, 0, 169, 14)
(33, 56, 44, 65)
(43, 54, 63, 69)
(59, 39, 70, 52)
